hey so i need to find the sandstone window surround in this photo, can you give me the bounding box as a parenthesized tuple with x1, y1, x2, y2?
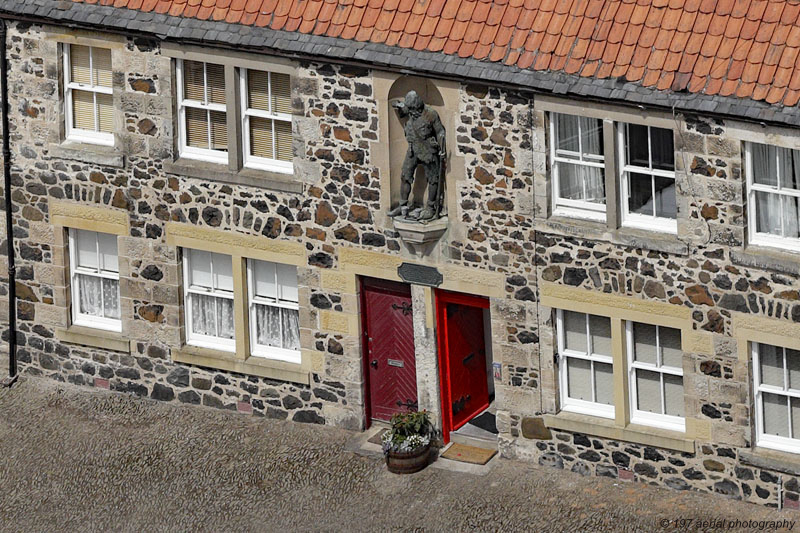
(166, 223, 310, 385)
(162, 44, 299, 191)
(69, 229, 121, 333)
(63, 44, 114, 146)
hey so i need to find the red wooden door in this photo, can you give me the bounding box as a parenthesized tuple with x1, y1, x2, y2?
(436, 290, 490, 442)
(362, 278, 417, 422)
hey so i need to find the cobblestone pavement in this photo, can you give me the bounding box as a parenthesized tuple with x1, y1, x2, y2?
(0, 377, 797, 532)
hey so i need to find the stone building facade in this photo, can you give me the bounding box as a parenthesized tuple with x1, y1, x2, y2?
(3, 5, 800, 511)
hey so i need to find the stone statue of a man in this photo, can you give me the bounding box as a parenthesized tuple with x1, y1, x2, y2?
(388, 90, 446, 222)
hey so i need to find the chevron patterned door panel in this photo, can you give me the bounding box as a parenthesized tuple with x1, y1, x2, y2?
(362, 278, 416, 422)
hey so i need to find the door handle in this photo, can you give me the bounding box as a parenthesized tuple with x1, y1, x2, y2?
(371, 359, 378, 369)
(463, 352, 475, 365)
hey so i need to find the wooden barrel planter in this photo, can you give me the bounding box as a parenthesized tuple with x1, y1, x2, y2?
(385, 443, 431, 474)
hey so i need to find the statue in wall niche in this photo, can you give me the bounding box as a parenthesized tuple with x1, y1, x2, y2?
(388, 90, 446, 222)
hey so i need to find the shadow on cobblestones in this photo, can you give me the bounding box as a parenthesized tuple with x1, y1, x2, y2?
(0, 377, 795, 532)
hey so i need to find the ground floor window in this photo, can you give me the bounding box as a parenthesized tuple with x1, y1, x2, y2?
(183, 249, 235, 352)
(247, 259, 300, 363)
(754, 342, 800, 453)
(69, 229, 121, 331)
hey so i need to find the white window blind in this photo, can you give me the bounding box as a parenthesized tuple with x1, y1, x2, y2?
(69, 229, 120, 331)
(64, 45, 114, 145)
(241, 68, 293, 173)
(747, 142, 800, 251)
(627, 322, 684, 431)
(620, 123, 676, 232)
(551, 113, 606, 220)
(557, 310, 614, 418)
(177, 59, 228, 163)
(753, 342, 800, 454)
(183, 249, 235, 351)
(247, 259, 300, 363)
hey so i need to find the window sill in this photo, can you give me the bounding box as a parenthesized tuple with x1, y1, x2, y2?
(739, 447, 800, 477)
(171, 344, 310, 385)
(731, 244, 800, 276)
(163, 159, 302, 194)
(55, 325, 131, 353)
(543, 411, 695, 453)
(539, 216, 689, 256)
(47, 142, 124, 169)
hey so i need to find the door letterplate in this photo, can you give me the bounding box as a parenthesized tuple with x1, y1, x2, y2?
(387, 359, 404, 368)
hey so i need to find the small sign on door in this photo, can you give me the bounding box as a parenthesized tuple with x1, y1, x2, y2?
(492, 362, 502, 381)
(387, 359, 405, 368)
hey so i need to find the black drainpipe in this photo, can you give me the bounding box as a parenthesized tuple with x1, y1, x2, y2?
(1, 18, 17, 387)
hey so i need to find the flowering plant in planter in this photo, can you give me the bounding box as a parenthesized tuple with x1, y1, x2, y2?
(381, 410, 434, 474)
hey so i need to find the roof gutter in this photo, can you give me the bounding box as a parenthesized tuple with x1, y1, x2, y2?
(1, 17, 18, 387)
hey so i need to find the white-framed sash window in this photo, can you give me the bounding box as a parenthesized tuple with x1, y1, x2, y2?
(626, 322, 684, 431)
(69, 229, 121, 331)
(746, 142, 800, 251)
(176, 59, 228, 164)
(550, 113, 606, 220)
(557, 310, 615, 418)
(183, 249, 235, 352)
(753, 342, 800, 454)
(247, 259, 300, 363)
(64, 44, 114, 146)
(619, 123, 677, 233)
(240, 68, 293, 173)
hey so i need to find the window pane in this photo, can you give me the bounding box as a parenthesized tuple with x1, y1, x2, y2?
(190, 293, 216, 336)
(563, 311, 587, 353)
(282, 308, 301, 350)
(182, 60, 205, 101)
(187, 249, 212, 289)
(209, 110, 228, 151)
(660, 326, 683, 368)
(217, 297, 234, 339)
(633, 322, 658, 364)
(763, 392, 790, 437)
(271, 72, 292, 115)
(212, 253, 233, 292)
(557, 162, 585, 200)
(96, 93, 113, 134)
(253, 260, 277, 300)
(72, 89, 95, 131)
(650, 126, 674, 171)
(782, 195, 800, 239)
(556, 113, 580, 153)
(752, 143, 778, 187)
(256, 304, 282, 347)
(250, 116, 274, 159)
(566, 357, 592, 402)
(206, 63, 226, 105)
(579, 117, 604, 157)
(788, 349, 800, 391)
(784, 148, 800, 191)
(102, 278, 120, 320)
(792, 397, 800, 439)
(75, 229, 98, 270)
(589, 315, 611, 356)
(247, 70, 270, 111)
(97, 232, 118, 274)
(626, 123, 649, 168)
(276, 263, 298, 303)
(274, 119, 293, 162)
(756, 191, 782, 235)
(664, 373, 684, 417)
(594, 362, 613, 405)
(636, 369, 662, 414)
(185, 107, 209, 149)
(77, 274, 102, 316)
(628, 173, 654, 216)
(70, 45, 92, 85)
(92, 47, 112, 88)
(759, 343, 784, 388)
(653, 176, 677, 219)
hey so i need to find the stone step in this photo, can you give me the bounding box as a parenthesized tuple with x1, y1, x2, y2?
(449, 431, 498, 451)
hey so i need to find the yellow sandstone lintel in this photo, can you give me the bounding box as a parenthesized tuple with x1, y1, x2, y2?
(49, 199, 128, 235)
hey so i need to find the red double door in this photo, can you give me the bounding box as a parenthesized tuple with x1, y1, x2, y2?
(436, 290, 490, 442)
(362, 278, 417, 422)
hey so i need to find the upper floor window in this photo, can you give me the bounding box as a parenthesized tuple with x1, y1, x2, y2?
(247, 259, 300, 363)
(177, 60, 228, 164)
(746, 142, 800, 251)
(241, 69, 293, 174)
(753, 342, 800, 454)
(183, 249, 235, 351)
(64, 45, 113, 146)
(69, 229, 120, 331)
(620, 124, 676, 232)
(551, 114, 605, 220)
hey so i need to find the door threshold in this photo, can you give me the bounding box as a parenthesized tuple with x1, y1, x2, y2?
(449, 430, 498, 451)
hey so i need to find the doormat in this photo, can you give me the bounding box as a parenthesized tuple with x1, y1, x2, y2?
(367, 428, 388, 445)
(441, 443, 497, 465)
(468, 411, 498, 434)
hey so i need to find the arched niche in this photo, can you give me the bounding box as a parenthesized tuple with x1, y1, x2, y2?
(387, 76, 448, 217)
